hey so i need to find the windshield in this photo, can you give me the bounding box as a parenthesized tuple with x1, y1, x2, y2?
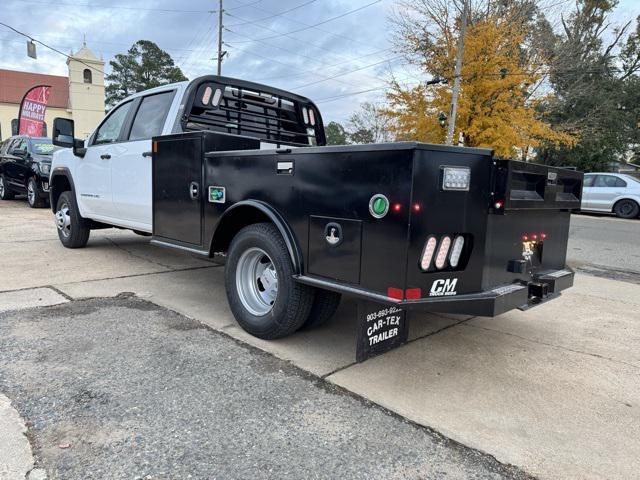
(29, 139, 59, 156)
(621, 174, 640, 184)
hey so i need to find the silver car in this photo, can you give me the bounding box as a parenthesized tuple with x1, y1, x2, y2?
(581, 173, 640, 219)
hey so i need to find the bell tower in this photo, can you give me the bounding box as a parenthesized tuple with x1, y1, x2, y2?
(66, 41, 105, 138)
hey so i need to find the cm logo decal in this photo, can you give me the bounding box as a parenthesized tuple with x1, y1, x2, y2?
(429, 278, 458, 297)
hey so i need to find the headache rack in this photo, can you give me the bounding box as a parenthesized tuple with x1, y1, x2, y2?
(181, 76, 326, 148)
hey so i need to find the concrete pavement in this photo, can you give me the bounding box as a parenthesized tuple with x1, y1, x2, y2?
(1, 200, 640, 478)
(0, 296, 529, 479)
(0, 394, 35, 480)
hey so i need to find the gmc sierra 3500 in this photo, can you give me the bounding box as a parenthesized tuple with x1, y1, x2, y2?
(50, 76, 582, 361)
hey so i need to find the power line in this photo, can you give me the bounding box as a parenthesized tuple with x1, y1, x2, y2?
(228, 0, 385, 44)
(0, 21, 105, 75)
(226, 0, 318, 26)
(225, 0, 384, 51)
(12, 0, 210, 13)
(293, 57, 404, 89)
(224, 29, 399, 89)
(12, 0, 263, 13)
(253, 47, 394, 82)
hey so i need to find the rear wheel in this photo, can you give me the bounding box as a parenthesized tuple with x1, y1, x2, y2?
(55, 191, 90, 248)
(0, 174, 15, 200)
(27, 178, 45, 208)
(225, 223, 314, 339)
(302, 289, 342, 330)
(613, 199, 639, 219)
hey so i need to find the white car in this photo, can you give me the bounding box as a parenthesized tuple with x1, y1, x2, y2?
(581, 172, 640, 219)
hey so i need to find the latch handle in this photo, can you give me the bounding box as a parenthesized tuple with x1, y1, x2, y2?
(189, 182, 199, 200)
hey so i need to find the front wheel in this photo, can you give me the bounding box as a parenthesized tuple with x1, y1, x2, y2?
(0, 174, 15, 200)
(27, 178, 45, 208)
(614, 199, 639, 219)
(55, 191, 90, 248)
(225, 223, 314, 339)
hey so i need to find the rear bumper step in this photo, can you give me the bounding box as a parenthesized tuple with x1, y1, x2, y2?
(295, 268, 574, 317)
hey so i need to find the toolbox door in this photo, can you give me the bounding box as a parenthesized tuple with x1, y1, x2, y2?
(153, 136, 203, 247)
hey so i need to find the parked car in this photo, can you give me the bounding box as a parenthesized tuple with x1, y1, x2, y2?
(0, 135, 59, 208)
(581, 172, 640, 219)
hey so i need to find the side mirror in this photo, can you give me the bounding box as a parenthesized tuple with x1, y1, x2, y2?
(52, 117, 86, 157)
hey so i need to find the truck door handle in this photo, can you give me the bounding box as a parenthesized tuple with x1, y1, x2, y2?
(142, 151, 152, 157)
(189, 182, 199, 200)
(100, 154, 111, 160)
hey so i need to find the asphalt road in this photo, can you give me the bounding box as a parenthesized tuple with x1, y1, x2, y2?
(0, 295, 530, 480)
(568, 213, 640, 281)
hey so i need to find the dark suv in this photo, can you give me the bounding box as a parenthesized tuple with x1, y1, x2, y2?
(0, 136, 60, 208)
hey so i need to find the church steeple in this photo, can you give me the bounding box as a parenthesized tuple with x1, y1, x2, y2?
(66, 43, 105, 138)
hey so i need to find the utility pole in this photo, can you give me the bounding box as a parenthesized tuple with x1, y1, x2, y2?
(217, 0, 223, 75)
(446, 0, 468, 145)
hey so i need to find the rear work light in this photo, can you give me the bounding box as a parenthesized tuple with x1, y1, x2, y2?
(420, 236, 438, 271)
(449, 235, 465, 268)
(442, 167, 471, 191)
(435, 236, 452, 269)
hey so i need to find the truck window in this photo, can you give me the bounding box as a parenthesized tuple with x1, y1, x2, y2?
(94, 101, 133, 145)
(128, 91, 175, 141)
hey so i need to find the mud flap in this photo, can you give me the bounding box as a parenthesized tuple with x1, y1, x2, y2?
(356, 301, 409, 362)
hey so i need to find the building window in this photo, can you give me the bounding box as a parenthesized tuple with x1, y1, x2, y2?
(83, 68, 92, 84)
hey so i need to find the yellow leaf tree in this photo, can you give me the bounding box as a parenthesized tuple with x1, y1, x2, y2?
(385, 1, 573, 158)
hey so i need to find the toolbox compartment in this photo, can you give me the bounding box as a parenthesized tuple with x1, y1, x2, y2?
(492, 160, 583, 211)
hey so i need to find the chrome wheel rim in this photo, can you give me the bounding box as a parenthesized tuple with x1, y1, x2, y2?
(236, 247, 278, 316)
(55, 202, 71, 238)
(27, 181, 35, 205)
(0, 177, 4, 197)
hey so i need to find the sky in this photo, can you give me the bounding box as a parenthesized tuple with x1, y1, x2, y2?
(1, 0, 639, 123)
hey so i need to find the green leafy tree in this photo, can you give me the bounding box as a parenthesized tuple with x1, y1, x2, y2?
(538, 1, 640, 171)
(105, 40, 188, 106)
(325, 121, 350, 145)
(347, 102, 394, 144)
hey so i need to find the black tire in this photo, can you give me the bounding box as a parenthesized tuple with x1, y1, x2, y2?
(27, 177, 45, 208)
(302, 289, 342, 330)
(0, 174, 14, 200)
(55, 191, 90, 248)
(225, 223, 315, 339)
(613, 199, 639, 219)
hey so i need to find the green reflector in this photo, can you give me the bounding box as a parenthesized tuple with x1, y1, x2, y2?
(373, 198, 387, 214)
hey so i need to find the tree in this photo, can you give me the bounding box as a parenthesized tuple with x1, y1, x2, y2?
(347, 102, 394, 144)
(538, 1, 640, 171)
(105, 40, 187, 106)
(325, 121, 350, 145)
(384, 0, 573, 158)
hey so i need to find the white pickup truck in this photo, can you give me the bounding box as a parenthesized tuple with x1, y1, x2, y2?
(50, 83, 184, 245)
(50, 75, 318, 248)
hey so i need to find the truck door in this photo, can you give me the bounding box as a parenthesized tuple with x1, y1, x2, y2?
(77, 100, 133, 219)
(111, 90, 176, 229)
(6, 137, 28, 190)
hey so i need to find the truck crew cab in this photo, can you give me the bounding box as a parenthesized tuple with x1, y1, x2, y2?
(51, 76, 582, 353)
